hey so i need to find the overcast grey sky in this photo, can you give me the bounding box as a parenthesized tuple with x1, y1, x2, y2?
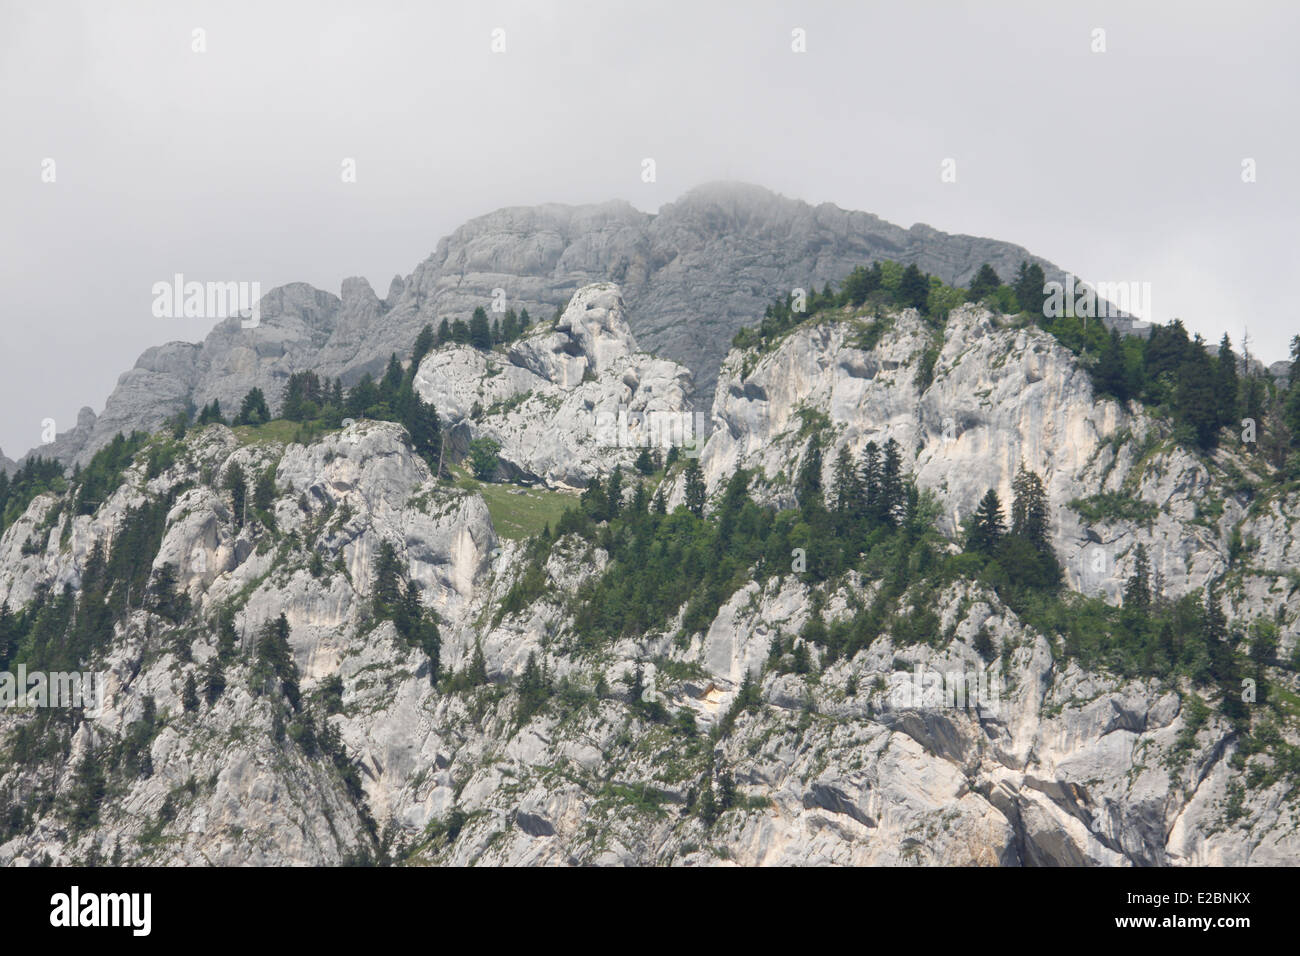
(3, 0, 1297, 458)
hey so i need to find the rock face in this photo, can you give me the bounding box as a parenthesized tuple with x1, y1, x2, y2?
(414, 283, 695, 488)
(692, 304, 1294, 625)
(29, 183, 1079, 468)
(1, 272, 1297, 869)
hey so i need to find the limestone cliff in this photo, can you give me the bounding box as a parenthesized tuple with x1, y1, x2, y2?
(1, 286, 1296, 868)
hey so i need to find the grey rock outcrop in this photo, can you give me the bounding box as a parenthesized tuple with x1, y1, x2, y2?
(414, 283, 695, 488)
(30, 183, 1076, 468)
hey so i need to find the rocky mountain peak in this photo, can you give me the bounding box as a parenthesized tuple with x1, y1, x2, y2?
(22, 185, 1081, 470)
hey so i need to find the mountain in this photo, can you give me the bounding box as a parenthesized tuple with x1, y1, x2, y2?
(30, 182, 1078, 468)
(1, 282, 1297, 866)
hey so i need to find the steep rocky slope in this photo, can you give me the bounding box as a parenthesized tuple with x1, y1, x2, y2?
(1, 286, 1297, 867)
(413, 283, 695, 489)
(33, 183, 1076, 468)
(694, 305, 1272, 610)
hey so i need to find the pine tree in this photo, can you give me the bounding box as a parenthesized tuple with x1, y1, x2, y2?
(404, 395, 442, 472)
(203, 655, 226, 704)
(831, 445, 860, 515)
(1009, 466, 1049, 551)
(253, 467, 276, 514)
(858, 441, 881, 519)
(234, 387, 271, 426)
(253, 613, 299, 709)
(899, 264, 930, 312)
(411, 324, 436, 371)
(684, 459, 706, 517)
(182, 672, 199, 712)
(1123, 544, 1151, 609)
(0, 601, 14, 670)
(1286, 335, 1300, 448)
(966, 489, 1004, 554)
(197, 399, 225, 426)
(630, 481, 649, 515)
(372, 541, 404, 620)
(282, 371, 324, 422)
(968, 263, 1001, 300)
(877, 439, 904, 527)
(380, 353, 404, 401)
(468, 639, 488, 686)
(605, 466, 623, 519)
(148, 562, 185, 622)
(1143, 319, 1192, 403)
(418, 614, 441, 686)
(1175, 335, 1220, 449)
(216, 609, 238, 661)
(717, 770, 736, 810)
(697, 776, 718, 825)
(346, 373, 378, 417)
(1013, 261, 1047, 316)
(1215, 333, 1240, 428)
(516, 651, 548, 722)
(501, 310, 519, 343)
(628, 663, 645, 703)
(795, 438, 823, 511)
(435, 318, 451, 346)
(469, 307, 492, 350)
(1095, 327, 1128, 401)
(634, 447, 654, 476)
(580, 480, 610, 522)
(224, 463, 248, 528)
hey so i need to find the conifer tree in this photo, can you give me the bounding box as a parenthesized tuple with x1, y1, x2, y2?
(1215, 333, 1239, 428)
(182, 672, 199, 712)
(1009, 466, 1049, 551)
(858, 441, 881, 519)
(684, 459, 706, 517)
(501, 310, 519, 343)
(606, 466, 623, 519)
(1013, 261, 1047, 316)
(966, 489, 1005, 555)
(411, 323, 436, 371)
(1095, 327, 1128, 401)
(469, 307, 492, 350)
(224, 463, 248, 528)
(253, 613, 299, 710)
(877, 439, 904, 526)
(203, 655, 226, 705)
(1124, 544, 1151, 609)
(234, 388, 271, 426)
(1175, 335, 1220, 449)
(634, 447, 654, 476)
(831, 445, 860, 514)
(899, 264, 930, 312)
(795, 439, 823, 511)
(372, 541, 404, 620)
(968, 263, 1001, 300)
